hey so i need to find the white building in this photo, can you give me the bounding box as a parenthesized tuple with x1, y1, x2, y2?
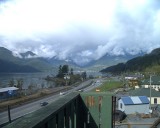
(118, 96, 150, 114)
(129, 88, 160, 105)
(141, 76, 160, 91)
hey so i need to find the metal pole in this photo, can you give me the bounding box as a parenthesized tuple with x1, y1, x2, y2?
(8, 105, 11, 123)
(149, 75, 152, 110)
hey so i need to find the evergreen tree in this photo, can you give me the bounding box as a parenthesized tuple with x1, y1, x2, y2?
(57, 65, 63, 78)
(57, 65, 69, 78)
(81, 71, 87, 80)
(62, 65, 69, 74)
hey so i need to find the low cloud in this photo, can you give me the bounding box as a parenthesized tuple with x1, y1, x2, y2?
(0, 0, 160, 64)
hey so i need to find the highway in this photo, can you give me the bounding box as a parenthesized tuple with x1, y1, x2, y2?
(0, 79, 100, 126)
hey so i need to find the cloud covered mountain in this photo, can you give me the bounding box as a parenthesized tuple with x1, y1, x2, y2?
(0, 46, 146, 73)
(0, 47, 52, 72)
(100, 48, 160, 73)
(0, 0, 160, 66)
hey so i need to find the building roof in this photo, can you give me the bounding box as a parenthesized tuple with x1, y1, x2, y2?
(120, 96, 149, 105)
(129, 88, 160, 97)
(0, 87, 19, 93)
(141, 76, 160, 85)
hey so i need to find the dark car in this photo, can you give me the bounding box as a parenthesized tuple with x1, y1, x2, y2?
(40, 102, 48, 106)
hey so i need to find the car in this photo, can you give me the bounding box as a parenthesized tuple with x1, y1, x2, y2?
(78, 89, 84, 92)
(40, 101, 48, 106)
(60, 91, 67, 95)
(95, 88, 100, 92)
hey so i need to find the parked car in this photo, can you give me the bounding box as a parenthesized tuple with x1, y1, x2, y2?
(40, 101, 48, 106)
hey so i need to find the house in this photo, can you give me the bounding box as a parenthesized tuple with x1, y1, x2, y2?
(118, 96, 150, 114)
(129, 88, 160, 105)
(141, 76, 160, 91)
(125, 75, 141, 87)
(0, 87, 19, 99)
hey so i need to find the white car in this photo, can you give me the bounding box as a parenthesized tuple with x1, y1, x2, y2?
(60, 92, 66, 95)
(78, 89, 84, 92)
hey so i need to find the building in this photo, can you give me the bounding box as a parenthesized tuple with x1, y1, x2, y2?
(141, 76, 160, 91)
(0, 87, 19, 99)
(118, 96, 150, 114)
(125, 75, 141, 87)
(129, 88, 160, 105)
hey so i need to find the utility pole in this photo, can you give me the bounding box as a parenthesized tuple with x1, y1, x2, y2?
(149, 75, 152, 110)
(8, 105, 11, 123)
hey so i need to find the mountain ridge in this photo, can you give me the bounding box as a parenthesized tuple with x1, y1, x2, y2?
(100, 47, 160, 74)
(0, 46, 147, 73)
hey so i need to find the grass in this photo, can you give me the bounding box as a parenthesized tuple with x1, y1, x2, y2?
(92, 80, 124, 92)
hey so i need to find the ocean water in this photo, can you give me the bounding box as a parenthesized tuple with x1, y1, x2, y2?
(0, 71, 102, 89)
(0, 72, 55, 89)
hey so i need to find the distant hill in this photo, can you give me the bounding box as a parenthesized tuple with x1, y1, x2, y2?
(0, 47, 79, 73)
(0, 46, 148, 73)
(0, 59, 39, 73)
(100, 48, 160, 74)
(86, 53, 142, 67)
(20, 51, 36, 58)
(0, 47, 51, 72)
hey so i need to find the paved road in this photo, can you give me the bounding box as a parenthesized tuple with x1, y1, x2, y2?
(0, 79, 94, 125)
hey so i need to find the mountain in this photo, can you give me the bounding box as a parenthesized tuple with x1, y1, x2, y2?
(0, 59, 39, 73)
(20, 51, 36, 58)
(0, 46, 147, 73)
(48, 56, 77, 66)
(100, 48, 160, 73)
(0, 47, 52, 72)
(83, 52, 144, 70)
(0, 47, 81, 73)
(0, 47, 20, 63)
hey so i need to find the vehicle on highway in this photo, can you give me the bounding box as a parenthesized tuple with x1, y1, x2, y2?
(40, 102, 48, 106)
(78, 89, 84, 92)
(59, 92, 66, 95)
(96, 88, 100, 92)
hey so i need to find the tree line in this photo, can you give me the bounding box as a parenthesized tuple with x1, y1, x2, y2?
(45, 65, 87, 86)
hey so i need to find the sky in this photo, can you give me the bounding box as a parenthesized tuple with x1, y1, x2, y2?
(0, 0, 160, 65)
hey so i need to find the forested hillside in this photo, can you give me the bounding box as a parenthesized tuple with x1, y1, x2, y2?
(0, 59, 39, 73)
(100, 48, 160, 74)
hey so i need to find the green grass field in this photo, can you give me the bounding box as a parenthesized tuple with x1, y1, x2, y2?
(92, 80, 123, 92)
